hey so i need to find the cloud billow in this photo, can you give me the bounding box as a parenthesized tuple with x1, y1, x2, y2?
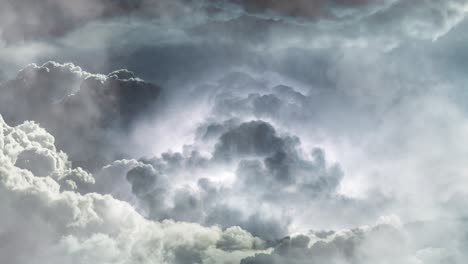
(2, 0, 468, 263)
(0, 116, 268, 264)
(2, 115, 465, 263)
(112, 119, 350, 241)
(0, 61, 161, 169)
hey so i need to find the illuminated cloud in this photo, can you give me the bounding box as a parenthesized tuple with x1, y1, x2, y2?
(2, 0, 468, 263)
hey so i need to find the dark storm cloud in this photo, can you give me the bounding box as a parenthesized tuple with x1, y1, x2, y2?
(0, 62, 161, 169)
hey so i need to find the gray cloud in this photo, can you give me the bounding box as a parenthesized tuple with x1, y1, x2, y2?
(223, 0, 371, 19)
(241, 217, 468, 264)
(112, 119, 378, 241)
(2, 1, 468, 263)
(241, 223, 407, 264)
(213, 120, 297, 160)
(0, 61, 161, 169)
(1, 112, 466, 263)
(0, 0, 198, 43)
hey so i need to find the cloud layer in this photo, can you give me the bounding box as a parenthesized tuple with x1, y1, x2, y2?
(2, 0, 468, 263)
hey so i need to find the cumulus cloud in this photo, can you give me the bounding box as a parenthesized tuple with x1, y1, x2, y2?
(3, 116, 465, 264)
(3, 0, 468, 263)
(0, 61, 161, 169)
(0, 115, 271, 264)
(249, 216, 468, 263)
(241, 223, 408, 264)
(213, 120, 296, 160)
(105, 118, 384, 241)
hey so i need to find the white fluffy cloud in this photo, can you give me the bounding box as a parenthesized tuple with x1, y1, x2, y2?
(0, 115, 269, 264)
(2, 116, 466, 264)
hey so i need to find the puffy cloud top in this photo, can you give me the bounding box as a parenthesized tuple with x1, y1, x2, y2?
(0, 115, 269, 264)
(3, 0, 468, 263)
(2, 116, 463, 264)
(0, 62, 161, 169)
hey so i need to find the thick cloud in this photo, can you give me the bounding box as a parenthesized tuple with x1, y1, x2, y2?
(241, 215, 468, 263)
(3, 1, 468, 263)
(3, 0, 464, 44)
(219, 0, 468, 41)
(210, 83, 312, 126)
(242, 218, 468, 263)
(2, 115, 468, 264)
(0, 115, 270, 264)
(213, 120, 296, 160)
(0, 61, 161, 169)
(0, 0, 369, 43)
(0, 61, 160, 128)
(0, 62, 95, 131)
(111, 119, 370, 241)
(241, 223, 408, 264)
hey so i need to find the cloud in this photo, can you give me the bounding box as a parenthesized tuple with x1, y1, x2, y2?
(0, 61, 161, 169)
(112, 119, 377, 241)
(3, 1, 468, 263)
(0, 0, 197, 43)
(240, 223, 407, 264)
(1, 114, 467, 263)
(213, 120, 297, 160)
(220, 0, 468, 41)
(241, 217, 468, 264)
(224, 0, 370, 19)
(0, 115, 269, 264)
(4, 0, 464, 46)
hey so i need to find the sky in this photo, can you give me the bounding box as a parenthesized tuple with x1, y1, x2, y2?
(1, 0, 468, 263)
